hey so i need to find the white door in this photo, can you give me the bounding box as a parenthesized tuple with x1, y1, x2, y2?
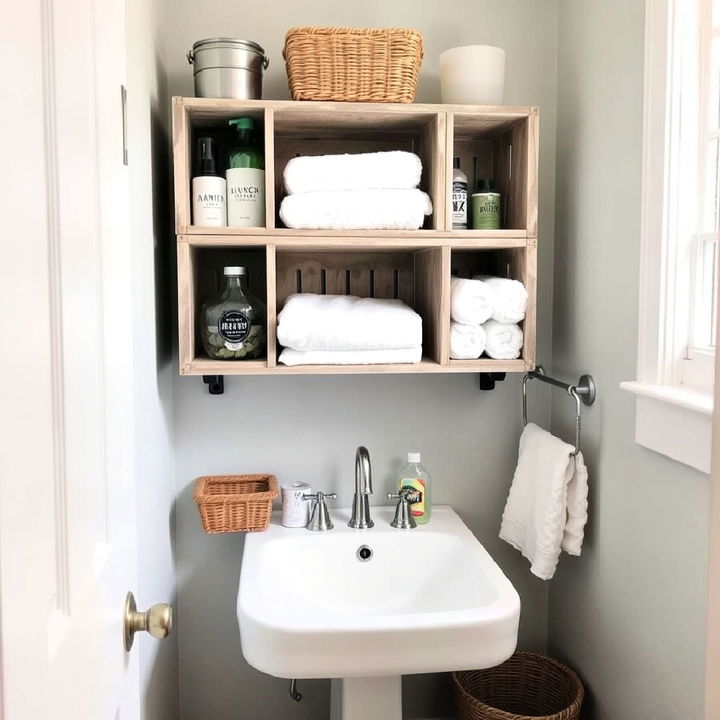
(0, 0, 165, 717)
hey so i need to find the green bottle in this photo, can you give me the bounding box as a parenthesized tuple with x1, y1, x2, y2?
(471, 178, 502, 230)
(226, 117, 265, 227)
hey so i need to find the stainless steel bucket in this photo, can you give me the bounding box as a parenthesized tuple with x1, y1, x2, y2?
(187, 38, 269, 99)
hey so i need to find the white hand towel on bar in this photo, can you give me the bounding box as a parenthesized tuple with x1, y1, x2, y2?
(473, 275, 529, 323)
(483, 320, 523, 359)
(449, 322, 487, 359)
(450, 278, 494, 325)
(279, 189, 433, 230)
(276, 294, 422, 351)
(499, 423, 589, 580)
(278, 347, 422, 366)
(283, 151, 423, 194)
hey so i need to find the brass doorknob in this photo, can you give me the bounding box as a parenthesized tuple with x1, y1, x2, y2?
(123, 591, 173, 651)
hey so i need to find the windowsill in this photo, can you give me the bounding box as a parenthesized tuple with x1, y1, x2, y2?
(620, 380, 713, 473)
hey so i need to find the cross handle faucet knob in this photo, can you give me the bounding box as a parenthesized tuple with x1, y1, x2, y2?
(303, 491, 335, 532)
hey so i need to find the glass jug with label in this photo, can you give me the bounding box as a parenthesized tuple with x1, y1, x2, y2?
(200, 266, 266, 360)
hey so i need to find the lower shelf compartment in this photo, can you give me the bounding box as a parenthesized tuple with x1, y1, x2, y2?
(177, 238, 537, 378)
(181, 356, 529, 376)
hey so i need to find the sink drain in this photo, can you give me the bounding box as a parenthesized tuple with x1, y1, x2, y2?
(356, 545, 373, 562)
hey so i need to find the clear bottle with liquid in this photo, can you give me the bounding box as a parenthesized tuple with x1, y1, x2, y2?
(200, 266, 266, 360)
(397, 452, 432, 524)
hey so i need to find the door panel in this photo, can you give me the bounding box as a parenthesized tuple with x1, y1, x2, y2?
(0, 0, 139, 717)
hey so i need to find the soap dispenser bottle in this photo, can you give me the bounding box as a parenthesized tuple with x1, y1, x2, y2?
(226, 117, 265, 227)
(397, 452, 432, 524)
(192, 136, 226, 227)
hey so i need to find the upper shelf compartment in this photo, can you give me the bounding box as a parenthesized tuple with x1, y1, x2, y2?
(172, 98, 539, 239)
(447, 108, 539, 237)
(273, 105, 444, 232)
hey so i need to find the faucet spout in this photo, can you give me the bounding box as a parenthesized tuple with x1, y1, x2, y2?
(349, 446, 374, 529)
(355, 446, 372, 496)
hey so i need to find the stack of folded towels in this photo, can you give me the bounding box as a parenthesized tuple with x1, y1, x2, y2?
(279, 151, 433, 230)
(450, 276, 528, 359)
(277, 294, 423, 366)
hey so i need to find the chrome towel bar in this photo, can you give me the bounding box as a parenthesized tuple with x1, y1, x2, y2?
(522, 365, 596, 456)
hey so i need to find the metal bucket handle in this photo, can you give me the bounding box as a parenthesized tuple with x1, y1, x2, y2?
(187, 49, 269, 69)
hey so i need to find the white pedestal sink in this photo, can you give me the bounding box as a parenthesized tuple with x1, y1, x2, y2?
(238, 506, 520, 720)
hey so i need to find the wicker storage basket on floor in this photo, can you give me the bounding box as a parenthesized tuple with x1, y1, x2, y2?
(283, 26, 423, 103)
(194, 474, 278, 533)
(452, 652, 584, 720)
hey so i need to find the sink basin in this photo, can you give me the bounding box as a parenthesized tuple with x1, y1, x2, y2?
(238, 505, 520, 680)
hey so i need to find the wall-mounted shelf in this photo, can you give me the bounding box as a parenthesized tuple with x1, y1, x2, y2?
(172, 97, 538, 378)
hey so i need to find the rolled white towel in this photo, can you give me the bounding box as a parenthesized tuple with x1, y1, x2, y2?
(277, 294, 422, 351)
(283, 151, 422, 194)
(450, 278, 494, 326)
(278, 347, 422, 366)
(450, 322, 487, 360)
(473, 275, 528, 323)
(483, 320, 523, 359)
(279, 189, 433, 231)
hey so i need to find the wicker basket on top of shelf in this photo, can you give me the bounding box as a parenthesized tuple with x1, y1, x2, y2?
(283, 26, 423, 103)
(194, 474, 278, 533)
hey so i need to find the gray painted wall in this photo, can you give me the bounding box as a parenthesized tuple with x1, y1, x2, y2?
(549, 2, 710, 718)
(165, 1, 560, 718)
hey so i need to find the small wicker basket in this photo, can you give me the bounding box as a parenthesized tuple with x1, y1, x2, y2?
(452, 652, 584, 720)
(283, 26, 423, 103)
(194, 474, 279, 533)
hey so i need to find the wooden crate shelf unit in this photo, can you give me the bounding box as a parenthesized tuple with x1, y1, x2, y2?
(173, 98, 539, 378)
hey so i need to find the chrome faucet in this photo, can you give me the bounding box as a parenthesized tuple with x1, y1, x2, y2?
(348, 446, 374, 529)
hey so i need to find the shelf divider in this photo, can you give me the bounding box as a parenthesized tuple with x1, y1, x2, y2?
(263, 108, 275, 230)
(266, 244, 277, 367)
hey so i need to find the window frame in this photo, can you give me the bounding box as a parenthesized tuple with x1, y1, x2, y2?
(621, 0, 713, 474)
(684, 0, 719, 382)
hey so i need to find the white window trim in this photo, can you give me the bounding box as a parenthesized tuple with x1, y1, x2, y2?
(620, 0, 713, 474)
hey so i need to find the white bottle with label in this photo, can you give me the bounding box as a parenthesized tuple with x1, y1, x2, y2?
(226, 117, 265, 227)
(192, 137, 226, 227)
(452, 157, 468, 229)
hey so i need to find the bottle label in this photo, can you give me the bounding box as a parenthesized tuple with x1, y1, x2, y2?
(226, 168, 265, 227)
(400, 477, 426, 517)
(472, 193, 501, 230)
(452, 180, 468, 227)
(192, 177, 227, 227)
(219, 310, 250, 349)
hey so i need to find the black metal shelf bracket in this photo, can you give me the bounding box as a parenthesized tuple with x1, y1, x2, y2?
(203, 375, 224, 395)
(478, 372, 506, 391)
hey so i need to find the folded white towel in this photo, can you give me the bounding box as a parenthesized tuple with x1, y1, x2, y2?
(483, 320, 523, 359)
(473, 275, 529, 323)
(279, 189, 433, 230)
(277, 294, 422, 351)
(283, 151, 423, 194)
(450, 322, 487, 359)
(450, 278, 494, 326)
(278, 346, 422, 366)
(499, 423, 589, 580)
